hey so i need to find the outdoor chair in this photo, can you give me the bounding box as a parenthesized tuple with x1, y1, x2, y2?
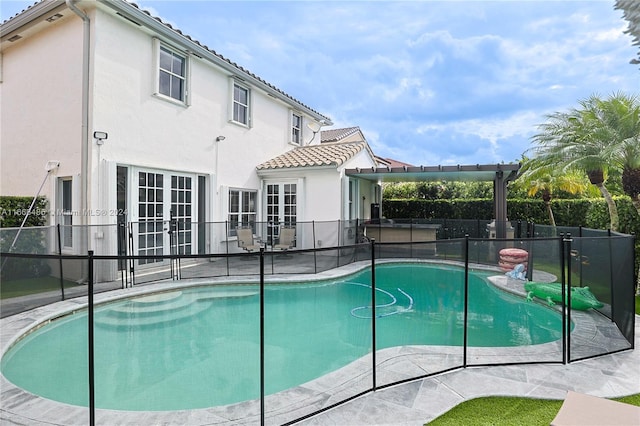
(274, 226, 295, 251)
(236, 227, 262, 252)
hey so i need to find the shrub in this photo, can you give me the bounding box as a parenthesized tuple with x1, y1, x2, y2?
(0, 196, 51, 279)
(0, 196, 48, 228)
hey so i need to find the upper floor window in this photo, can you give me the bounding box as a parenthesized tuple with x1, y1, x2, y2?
(158, 44, 187, 102)
(233, 83, 250, 125)
(291, 113, 302, 145)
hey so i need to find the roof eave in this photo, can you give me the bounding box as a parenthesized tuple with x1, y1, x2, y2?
(1, 0, 66, 43)
(1, 0, 332, 123)
(257, 165, 338, 176)
(98, 0, 332, 124)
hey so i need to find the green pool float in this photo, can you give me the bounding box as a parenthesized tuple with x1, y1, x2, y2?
(524, 282, 604, 311)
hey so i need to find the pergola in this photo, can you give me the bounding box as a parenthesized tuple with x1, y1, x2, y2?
(345, 163, 521, 238)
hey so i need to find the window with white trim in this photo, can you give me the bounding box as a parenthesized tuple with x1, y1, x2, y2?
(158, 45, 186, 102)
(291, 112, 302, 145)
(233, 83, 250, 125)
(58, 178, 73, 248)
(228, 189, 257, 235)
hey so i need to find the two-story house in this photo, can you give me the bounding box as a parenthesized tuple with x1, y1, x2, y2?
(0, 0, 380, 278)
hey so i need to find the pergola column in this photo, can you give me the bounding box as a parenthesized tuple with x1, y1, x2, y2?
(493, 170, 509, 238)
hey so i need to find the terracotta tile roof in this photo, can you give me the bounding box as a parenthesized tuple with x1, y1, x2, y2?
(376, 156, 415, 168)
(257, 142, 367, 170)
(321, 127, 361, 143)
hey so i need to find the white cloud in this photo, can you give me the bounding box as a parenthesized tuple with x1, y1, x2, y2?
(3, 0, 632, 166)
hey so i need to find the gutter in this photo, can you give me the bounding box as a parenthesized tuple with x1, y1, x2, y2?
(66, 0, 90, 243)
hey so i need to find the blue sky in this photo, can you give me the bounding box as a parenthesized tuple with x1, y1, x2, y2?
(2, 1, 638, 166)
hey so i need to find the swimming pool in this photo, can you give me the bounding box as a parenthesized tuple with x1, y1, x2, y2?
(1, 263, 565, 411)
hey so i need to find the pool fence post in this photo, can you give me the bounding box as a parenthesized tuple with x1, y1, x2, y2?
(312, 221, 317, 274)
(370, 238, 377, 391)
(526, 234, 534, 283)
(565, 233, 572, 363)
(463, 234, 469, 367)
(57, 224, 65, 300)
(225, 221, 230, 276)
(410, 219, 413, 259)
(128, 222, 135, 286)
(337, 220, 341, 269)
(559, 233, 567, 364)
(607, 229, 615, 323)
(259, 246, 265, 426)
(577, 226, 584, 287)
(88, 250, 95, 426)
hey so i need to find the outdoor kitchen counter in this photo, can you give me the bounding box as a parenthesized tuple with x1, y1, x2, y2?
(363, 223, 441, 243)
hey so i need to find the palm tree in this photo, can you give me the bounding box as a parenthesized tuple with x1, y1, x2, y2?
(516, 164, 588, 226)
(599, 93, 640, 295)
(530, 93, 640, 293)
(529, 95, 621, 231)
(600, 93, 640, 216)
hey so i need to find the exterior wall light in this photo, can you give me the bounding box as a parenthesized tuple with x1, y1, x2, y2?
(93, 131, 108, 145)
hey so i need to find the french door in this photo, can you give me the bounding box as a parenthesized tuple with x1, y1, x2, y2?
(265, 183, 296, 246)
(135, 169, 194, 266)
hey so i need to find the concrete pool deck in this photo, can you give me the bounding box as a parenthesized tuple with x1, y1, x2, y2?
(1, 261, 638, 425)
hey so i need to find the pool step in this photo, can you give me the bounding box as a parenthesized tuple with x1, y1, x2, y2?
(95, 289, 258, 328)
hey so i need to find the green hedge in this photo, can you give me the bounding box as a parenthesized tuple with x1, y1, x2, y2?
(0, 196, 50, 279)
(0, 196, 48, 228)
(382, 196, 638, 235)
(383, 196, 639, 285)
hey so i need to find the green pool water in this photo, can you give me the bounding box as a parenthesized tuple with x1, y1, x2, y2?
(1, 263, 564, 411)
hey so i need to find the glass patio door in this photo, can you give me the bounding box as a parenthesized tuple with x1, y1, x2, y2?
(137, 171, 165, 265)
(170, 175, 192, 255)
(266, 183, 296, 246)
(136, 170, 195, 266)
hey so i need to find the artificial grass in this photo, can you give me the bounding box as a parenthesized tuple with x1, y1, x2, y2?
(0, 276, 79, 299)
(428, 396, 563, 425)
(428, 394, 640, 425)
(428, 297, 640, 425)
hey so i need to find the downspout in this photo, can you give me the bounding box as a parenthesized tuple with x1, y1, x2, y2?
(66, 0, 90, 252)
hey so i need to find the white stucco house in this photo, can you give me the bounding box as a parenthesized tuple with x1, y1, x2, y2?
(0, 0, 380, 276)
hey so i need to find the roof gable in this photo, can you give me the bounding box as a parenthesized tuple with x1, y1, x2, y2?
(256, 141, 368, 170)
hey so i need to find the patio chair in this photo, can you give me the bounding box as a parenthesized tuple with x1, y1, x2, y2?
(274, 226, 295, 251)
(237, 227, 262, 252)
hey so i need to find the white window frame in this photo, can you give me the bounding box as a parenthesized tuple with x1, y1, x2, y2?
(230, 79, 251, 127)
(57, 177, 73, 249)
(228, 188, 257, 235)
(153, 39, 190, 105)
(291, 112, 303, 145)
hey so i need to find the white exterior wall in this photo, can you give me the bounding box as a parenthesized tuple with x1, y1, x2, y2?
(257, 148, 379, 248)
(1, 1, 382, 269)
(0, 14, 83, 216)
(91, 9, 311, 224)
